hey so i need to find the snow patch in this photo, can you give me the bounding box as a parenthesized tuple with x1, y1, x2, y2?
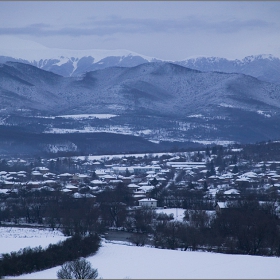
(156, 208, 185, 221)
(53, 56, 69, 67)
(46, 143, 77, 153)
(188, 114, 204, 118)
(219, 103, 234, 108)
(257, 110, 271, 118)
(192, 140, 236, 145)
(56, 114, 118, 120)
(45, 125, 132, 135)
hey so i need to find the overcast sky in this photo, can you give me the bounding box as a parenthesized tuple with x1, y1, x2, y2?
(1, 1, 280, 60)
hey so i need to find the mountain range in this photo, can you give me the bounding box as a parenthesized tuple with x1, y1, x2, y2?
(1, 52, 280, 85)
(1, 42, 280, 156)
(1, 58, 280, 156)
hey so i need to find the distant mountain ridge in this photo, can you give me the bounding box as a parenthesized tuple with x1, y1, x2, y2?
(175, 54, 280, 85)
(0, 49, 280, 84)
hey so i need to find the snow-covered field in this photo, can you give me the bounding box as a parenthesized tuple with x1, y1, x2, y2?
(56, 114, 118, 120)
(45, 125, 133, 135)
(0, 227, 67, 255)
(7, 239, 280, 279)
(1, 226, 280, 279)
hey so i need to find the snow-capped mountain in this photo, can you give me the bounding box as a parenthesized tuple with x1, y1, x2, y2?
(1, 53, 279, 84)
(0, 52, 160, 77)
(0, 37, 159, 77)
(1, 37, 280, 84)
(175, 54, 280, 85)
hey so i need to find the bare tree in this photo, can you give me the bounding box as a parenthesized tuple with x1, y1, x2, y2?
(57, 258, 98, 279)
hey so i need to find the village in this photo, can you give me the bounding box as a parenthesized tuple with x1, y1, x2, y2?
(0, 144, 280, 212)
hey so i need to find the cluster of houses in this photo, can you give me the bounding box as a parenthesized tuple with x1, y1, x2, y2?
(1, 153, 280, 209)
(0, 160, 166, 207)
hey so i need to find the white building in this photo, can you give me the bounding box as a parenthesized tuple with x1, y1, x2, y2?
(138, 198, 158, 208)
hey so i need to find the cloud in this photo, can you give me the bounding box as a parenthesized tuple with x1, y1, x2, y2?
(0, 16, 275, 37)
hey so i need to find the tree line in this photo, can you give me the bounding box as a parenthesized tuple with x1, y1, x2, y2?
(0, 233, 100, 278)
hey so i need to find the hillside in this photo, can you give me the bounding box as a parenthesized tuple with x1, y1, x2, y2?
(9, 240, 280, 279)
(1, 61, 280, 116)
(1, 61, 280, 154)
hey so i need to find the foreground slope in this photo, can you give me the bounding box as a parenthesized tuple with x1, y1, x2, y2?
(10, 241, 280, 279)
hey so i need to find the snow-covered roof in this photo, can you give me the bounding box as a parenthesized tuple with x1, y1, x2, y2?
(101, 174, 116, 179)
(65, 184, 78, 189)
(73, 193, 96, 199)
(128, 183, 139, 188)
(40, 186, 55, 191)
(75, 174, 89, 178)
(242, 172, 258, 178)
(217, 202, 227, 208)
(91, 180, 106, 184)
(36, 167, 49, 171)
(138, 185, 154, 192)
(224, 189, 240, 195)
(27, 181, 41, 185)
(236, 177, 250, 182)
(0, 189, 10, 194)
(32, 171, 42, 175)
(61, 189, 72, 193)
(139, 198, 157, 202)
(59, 173, 73, 177)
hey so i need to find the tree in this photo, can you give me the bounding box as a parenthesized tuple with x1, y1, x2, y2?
(232, 165, 239, 174)
(133, 206, 156, 233)
(57, 258, 98, 279)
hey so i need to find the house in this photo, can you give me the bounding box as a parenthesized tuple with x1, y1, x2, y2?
(72, 192, 96, 202)
(43, 180, 57, 187)
(90, 179, 107, 187)
(223, 188, 240, 199)
(27, 181, 42, 189)
(101, 174, 116, 183)
(2, 180, 15, 189)
(133, 189, 147, 200)
(215, 201, 228, 214)
(119, 176, 132, 184)
(137, 185, 154, 193)
(59, 173, 73, 182)
(138, 198, 157, 208)
(31, 171, 43, 180)
(127, 183, 140, 193)
(64, 184, 79, 193)
(34, 167, 49, 174)
(72, 173, 90, 183)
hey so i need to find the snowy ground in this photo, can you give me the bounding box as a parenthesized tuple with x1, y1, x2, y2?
(0, 227, 67, 255)
(75, 152, 174, 161)
(2, 227, 280, 279)
(56, 114, 118, 120)
(156, 207, 186, 221)
(7, 239, 280, 279)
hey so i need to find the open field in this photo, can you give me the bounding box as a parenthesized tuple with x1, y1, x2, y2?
(1, 226, 279, 279)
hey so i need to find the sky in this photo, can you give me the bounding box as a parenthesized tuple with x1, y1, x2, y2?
(1, 1, 280, 61)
